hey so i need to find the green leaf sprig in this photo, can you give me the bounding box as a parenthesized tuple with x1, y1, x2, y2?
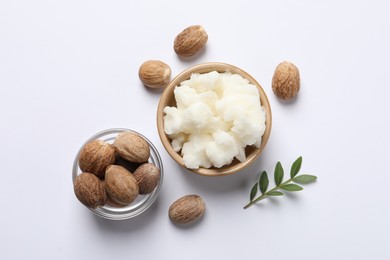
(244, 156, 317, 209)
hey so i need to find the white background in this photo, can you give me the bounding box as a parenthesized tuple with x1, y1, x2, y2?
(1, 0, 389, 259)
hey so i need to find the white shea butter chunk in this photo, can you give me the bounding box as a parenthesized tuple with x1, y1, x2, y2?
(182, 102, 213, 133)
(182, 134, 213, 169)
(163, 106, 183, 135)
(205, 131, 238, 168)
(163, 71, 266, 169)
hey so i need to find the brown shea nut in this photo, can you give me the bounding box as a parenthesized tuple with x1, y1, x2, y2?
(78, 140, 115, 179)
(138, 60, 171, 89)
(105, 165, 139, 205)
(113, 131, 150, 163)
(101, 180, 126, 208)
(174, 25, 208, 57)
(74, 172, 107, 208)
(272, 61, 300, 100)
(133, 163, 161, 194)
(169, 194, 205, 225)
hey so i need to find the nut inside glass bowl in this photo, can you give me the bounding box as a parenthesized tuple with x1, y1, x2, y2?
(156, 62, 272, 176)
(72, 128, 163, 220)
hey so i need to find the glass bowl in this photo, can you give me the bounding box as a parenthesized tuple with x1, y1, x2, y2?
(72, 128, 163, 220)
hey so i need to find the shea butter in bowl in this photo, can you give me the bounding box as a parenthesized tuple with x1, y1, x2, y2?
(157, 62, 272, 176)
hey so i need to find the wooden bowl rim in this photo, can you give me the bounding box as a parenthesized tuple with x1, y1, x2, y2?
(156, 62, 272, 176)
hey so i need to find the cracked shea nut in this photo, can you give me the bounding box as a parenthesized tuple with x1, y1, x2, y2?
(133, 163, 161, 194)
(113, 131, 150, 163)
(74, 172, 107, 208)
(174, 25, 208, 57)
(169, 195, 205, 225)
(138, 60, 171, 89)
(105, 165, 139, 206)
(78, 140, 115, 179)
(272, 61, 300, 100)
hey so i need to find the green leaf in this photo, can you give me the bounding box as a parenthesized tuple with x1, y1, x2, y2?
(293, 174, 317, 184)
(280, 184, 303, 191)
(259, 171, 269, 194)
(250, 183, 258, 201)
(274, 162, 284, 186)
(267, 191, 284, 196)
(290, 156, 302, 178)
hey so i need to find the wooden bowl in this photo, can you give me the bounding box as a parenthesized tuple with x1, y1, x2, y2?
(156, 62, 272, 176)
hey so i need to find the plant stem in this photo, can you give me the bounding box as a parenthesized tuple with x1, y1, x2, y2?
(243, 179, 293, 209)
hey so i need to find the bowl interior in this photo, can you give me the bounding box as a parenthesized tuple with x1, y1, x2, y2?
(157, 62, 272, 176)
(72, 128, 163, 220)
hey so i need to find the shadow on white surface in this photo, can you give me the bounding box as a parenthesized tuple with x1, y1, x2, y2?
(178, 154, 267, 194)
(283, 190, 305, 202)
(90, 197, 161, 232)
(141, 83, 165, 95)
(274, 93, 300, 105)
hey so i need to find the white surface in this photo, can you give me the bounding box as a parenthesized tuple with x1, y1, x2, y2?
(1, 0, 389, 259)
